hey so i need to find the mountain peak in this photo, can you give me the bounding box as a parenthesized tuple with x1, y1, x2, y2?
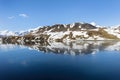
(1, 22, 120, 42)
(90, 22, 96, 26)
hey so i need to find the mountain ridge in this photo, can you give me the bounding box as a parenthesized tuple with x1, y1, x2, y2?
(1, 22, 120, 42)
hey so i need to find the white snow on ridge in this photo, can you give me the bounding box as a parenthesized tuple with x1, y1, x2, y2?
(0, 26, 41, 36)
(105, 28, 120, 38)
(70, 23, 75, 28)
(1, 22, 120, 40)
(0, 30, 16, 36)
(90, 22, 96, 26)
(0, 30, 29, 36)
(28, 26, 40, 32)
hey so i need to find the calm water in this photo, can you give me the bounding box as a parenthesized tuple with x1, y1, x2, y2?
(0, 41, 120, 80)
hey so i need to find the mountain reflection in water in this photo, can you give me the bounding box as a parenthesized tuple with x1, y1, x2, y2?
(1, 41, 120, 55)
(1, 41, 120, 80)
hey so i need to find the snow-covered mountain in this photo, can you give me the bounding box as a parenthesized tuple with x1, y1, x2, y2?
(0, 30, 27, 36)
(0, 30, 16, 36)
(27, 22, 120, 42)
(0, 27, 40, 37)
(1, 22, 120, 42)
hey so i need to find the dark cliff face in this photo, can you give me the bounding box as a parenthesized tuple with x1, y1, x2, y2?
(117, 26, 120, 29)
(81, 23, 97, 29)
(33, 22, 97, 33)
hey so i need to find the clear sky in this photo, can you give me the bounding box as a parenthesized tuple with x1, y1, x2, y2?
(0, 0, 120, 31)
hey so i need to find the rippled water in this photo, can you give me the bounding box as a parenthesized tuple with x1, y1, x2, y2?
(0, 41, 120, 80)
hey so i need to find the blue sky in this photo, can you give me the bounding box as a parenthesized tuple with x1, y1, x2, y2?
(0, 0, 120, 31)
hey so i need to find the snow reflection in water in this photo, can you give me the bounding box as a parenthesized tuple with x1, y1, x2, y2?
(1, 41, 120, 55)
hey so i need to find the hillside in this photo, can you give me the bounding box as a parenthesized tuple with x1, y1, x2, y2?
(1, 22, 120, 42)
(27, 22, 120, 42)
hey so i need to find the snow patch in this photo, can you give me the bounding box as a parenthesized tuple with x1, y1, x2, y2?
(90, 22, 96, 26)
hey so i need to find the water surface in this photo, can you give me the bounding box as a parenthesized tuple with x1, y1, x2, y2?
(0, 41, 120, 80)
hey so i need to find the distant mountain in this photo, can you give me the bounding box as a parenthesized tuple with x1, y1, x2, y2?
(0, 30, 17, 37)
(1, 22, 120, 42)
(0, 27, 40, 37)
(0, 26, 42, 37)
